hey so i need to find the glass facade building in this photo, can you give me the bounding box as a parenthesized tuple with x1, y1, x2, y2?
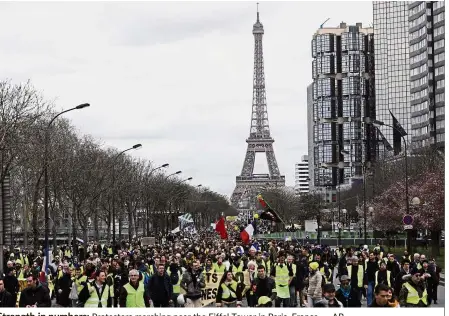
(409, 1, 445, 150)
(373, 2, 411, 152)
(310, 23, 375, 189)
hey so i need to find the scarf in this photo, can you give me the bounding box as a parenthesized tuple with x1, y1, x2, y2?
(341, 286, 351, 299)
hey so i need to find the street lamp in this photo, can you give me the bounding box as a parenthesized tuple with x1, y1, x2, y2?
(180, 177, 193, 183)
(409, 196, 421, 253)
(144, 163, 169, 235)
(112, 144, 142, 246)
(365, 117, 409, 245)
(44, 103, 90, 270)
(166, 171, 182, 179)
(365, 118, 409, 213)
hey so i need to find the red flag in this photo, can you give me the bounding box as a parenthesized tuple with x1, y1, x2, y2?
(215, 217, 228, 239)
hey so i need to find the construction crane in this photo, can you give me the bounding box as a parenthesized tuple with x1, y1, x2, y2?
(320, 18, 330, 29)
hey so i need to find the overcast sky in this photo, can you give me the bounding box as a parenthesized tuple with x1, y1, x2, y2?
(0, 1, 373, 197)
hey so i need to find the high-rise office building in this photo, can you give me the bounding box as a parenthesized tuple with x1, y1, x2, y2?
(409, 1, 445, 150)
(295, 155, 310, 195)
(311, 22, 375, 192)
(306, 83, 315, 192)
(373, 2, 411, 153)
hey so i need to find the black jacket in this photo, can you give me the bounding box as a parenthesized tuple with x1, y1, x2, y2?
(251, 277, 276, 302)
(335, 287, 362, 307)
(364, 260, 379, 284)
(0, 290, 16, 307)
(18, 284, 51, 307)
(148, 273, 173, 302)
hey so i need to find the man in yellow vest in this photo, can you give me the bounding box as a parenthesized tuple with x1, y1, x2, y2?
(213, 256, 227, 273)
(347, 256, 364, 300)
(375, 262, 393, 288)
(78, 270, 112, 307)
(168, 262, 183, 307)
(270, 253, 291, 307)
(119, 269, 150, 307)
(286, 255, 297, 307)
(71, 267, 87, 307)
(399, 273, 429, 307)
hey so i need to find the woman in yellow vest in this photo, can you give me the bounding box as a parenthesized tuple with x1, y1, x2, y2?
(78, 270, 112, 307)
(216, 271, 242, 307)
(119, 269, 150, 307)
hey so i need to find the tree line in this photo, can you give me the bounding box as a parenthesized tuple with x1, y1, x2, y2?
(0, 80, 234, 252)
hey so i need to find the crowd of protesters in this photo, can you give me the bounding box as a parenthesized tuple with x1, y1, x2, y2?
(0, 229, 441, 308)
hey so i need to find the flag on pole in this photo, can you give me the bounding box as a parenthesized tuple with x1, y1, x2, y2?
(215, 217, 228, 239)
(178, 213, 193, 229)
(240, 222, 255, 244)
(389, 110, 407, 155)
(377, 129, 393, 151)
(257, 194, 282, 223)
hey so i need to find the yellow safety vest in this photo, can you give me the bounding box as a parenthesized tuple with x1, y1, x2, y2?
(213, 263, 227, 273)
(75, 275, 87, 294)
(84, 283, 110, 308)
(106, 273, 115, 298)
(108, 247, 113, 255)
(168, 270, 182, 294)
(123, 282, 146, 307)
(17, 270, 25, 281)
(375, 270, 391, 287)
(231, 261, 244, 272)
(220, 281, 238, 300)
(275, 265, 290, 299)
(64, 250, 72, 258)
(20, 254, 29, 266)
(148, 265, 155, 276)
(320, 266, 332, 284)
(348, 266, 364, 288)
(404, 282, 427, 306)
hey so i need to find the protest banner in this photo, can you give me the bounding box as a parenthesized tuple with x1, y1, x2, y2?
(180, 271, 251, 306)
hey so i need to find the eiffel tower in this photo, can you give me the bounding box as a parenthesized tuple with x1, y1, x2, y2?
(231, 5, 285, 210)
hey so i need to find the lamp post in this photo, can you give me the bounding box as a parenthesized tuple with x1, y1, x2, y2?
(44, 103, 90, 271)
(166, 171, 182, 179)
(365, 118, 409, 212)
(180, 177, 193, 183)
(112, 144, 142, 246)
(145, 163, 169, 235)
(365, 118, 409, 244)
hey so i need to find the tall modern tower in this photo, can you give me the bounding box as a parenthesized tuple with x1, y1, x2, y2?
(409, 1, 445, 150)
(373, 2, 411, 152)
(311, 22, 376, 194)
(231, 8, 285, 210)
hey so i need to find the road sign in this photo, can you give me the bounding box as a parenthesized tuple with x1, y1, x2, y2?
(403, 215, 414, 225)
(404, 225, 413, 230)
(337, 222, 343, 229)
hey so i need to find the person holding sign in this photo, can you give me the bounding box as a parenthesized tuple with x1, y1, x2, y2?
(216, 271, 243, 307)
